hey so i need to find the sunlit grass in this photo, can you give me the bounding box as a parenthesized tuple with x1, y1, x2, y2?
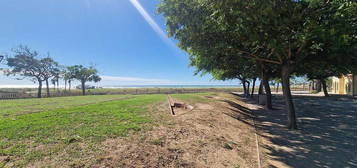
(0, 94, 166, 166)
(171, 92, 215, 103)
(0, 95, 130, 117)
(0, 93, 213, 166)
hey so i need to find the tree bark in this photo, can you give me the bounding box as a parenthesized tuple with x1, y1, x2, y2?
(37, 80, 42, 98)
(247, 81, 251, 97)
(281, 63, 297, 129)
(258, 82, 263, 94)
(262, 71, 273, 110)
(45, 79, 50, 97)
(68, 80, 71, 91)
(316, 80, 322, 92)
(276, 83, 280, 93)
(64, 80, 67, 91)
(57, 79, 59, 92)
(321, 78, 329, 97)
(81, 81, 86, 95)
(251, 78, 256, 97)
(242, 81, 247, 96)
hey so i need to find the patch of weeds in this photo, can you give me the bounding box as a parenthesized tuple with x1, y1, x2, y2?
(65, 135, 82, 144)
(22, 150, 47, 165)
(223, 143, 233, 150)
(150, 138, 164, 146)
(234, 165, 241, 168)
(139, 135, 147, 142)
(171, 93, 215, 103)
(0, 161, 7, 168)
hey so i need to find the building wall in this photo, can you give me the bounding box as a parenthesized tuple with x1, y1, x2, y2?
(331, 75, 356, 95)
(353, 75, 357, 96)
(332, 77, 341, 94)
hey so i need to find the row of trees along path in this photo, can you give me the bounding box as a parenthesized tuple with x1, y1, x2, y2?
(2, 45, 101, 98)
(158, 0, 357, 129)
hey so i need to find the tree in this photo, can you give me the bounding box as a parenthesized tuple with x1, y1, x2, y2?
(63, 67, 76, 92)
(41, 56, 60, 97)
(200, 57, 259, 98)
(158, 0, 357, 129)
(68, 65, 101, 95)
(5, 46, 46, 98)
(296, 1, 357, 97)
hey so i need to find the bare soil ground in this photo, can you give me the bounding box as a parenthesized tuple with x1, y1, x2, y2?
(233, 93, 357, 168)
(94, 93, 260, 168)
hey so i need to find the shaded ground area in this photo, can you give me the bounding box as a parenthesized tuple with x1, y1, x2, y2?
(230, 93, 357, 168)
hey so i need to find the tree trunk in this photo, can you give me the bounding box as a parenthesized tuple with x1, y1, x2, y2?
(262, 71, 273, 110)
(242, 81, 247, 96)
(247, 81, 251, 97)
(276, 83, 280, 93)
(81, 81, 86, 95)
(57, 79, 59, 92)
(258, 82, 263, 94)
(64, 80, 67, 91)
(46, 79, 50, 97)
(251, 78, 256, 97)
(321, 78, 329, 97)
(316, 80, 322, 92)
(69, 80, 71, 91)
(281, 64, 297, 129)
(37, 80, 42, 98)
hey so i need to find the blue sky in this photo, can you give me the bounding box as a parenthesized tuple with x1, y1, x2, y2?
(0, 0, 239, 87)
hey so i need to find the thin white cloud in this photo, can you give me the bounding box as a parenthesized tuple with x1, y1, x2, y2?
(129, 0, 177, 49)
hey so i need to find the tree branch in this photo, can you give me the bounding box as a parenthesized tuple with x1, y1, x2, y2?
(225, 48, 281, 64)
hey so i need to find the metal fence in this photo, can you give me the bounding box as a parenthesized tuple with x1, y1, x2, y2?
(0, 88, 240, 100)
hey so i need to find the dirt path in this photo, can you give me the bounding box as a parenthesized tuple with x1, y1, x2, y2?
(95, 93, 260, 168)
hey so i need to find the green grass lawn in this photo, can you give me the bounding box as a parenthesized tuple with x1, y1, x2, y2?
(171, 92, 215, 103)
(0, 93, 211, 167)
(0, 94, 168, 167)
(0, 95, 132, 117)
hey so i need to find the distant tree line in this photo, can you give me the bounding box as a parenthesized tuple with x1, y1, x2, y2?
(1, 45, 101, 98)
(158, 0, 357, 129)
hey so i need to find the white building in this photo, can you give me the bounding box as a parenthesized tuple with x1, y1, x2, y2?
(331, 74, 357, 96)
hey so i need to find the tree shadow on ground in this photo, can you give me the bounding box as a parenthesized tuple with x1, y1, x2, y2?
(225, 94, 357, 168)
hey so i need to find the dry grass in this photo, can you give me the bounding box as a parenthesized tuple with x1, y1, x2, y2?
(94, 93, 259, 168)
